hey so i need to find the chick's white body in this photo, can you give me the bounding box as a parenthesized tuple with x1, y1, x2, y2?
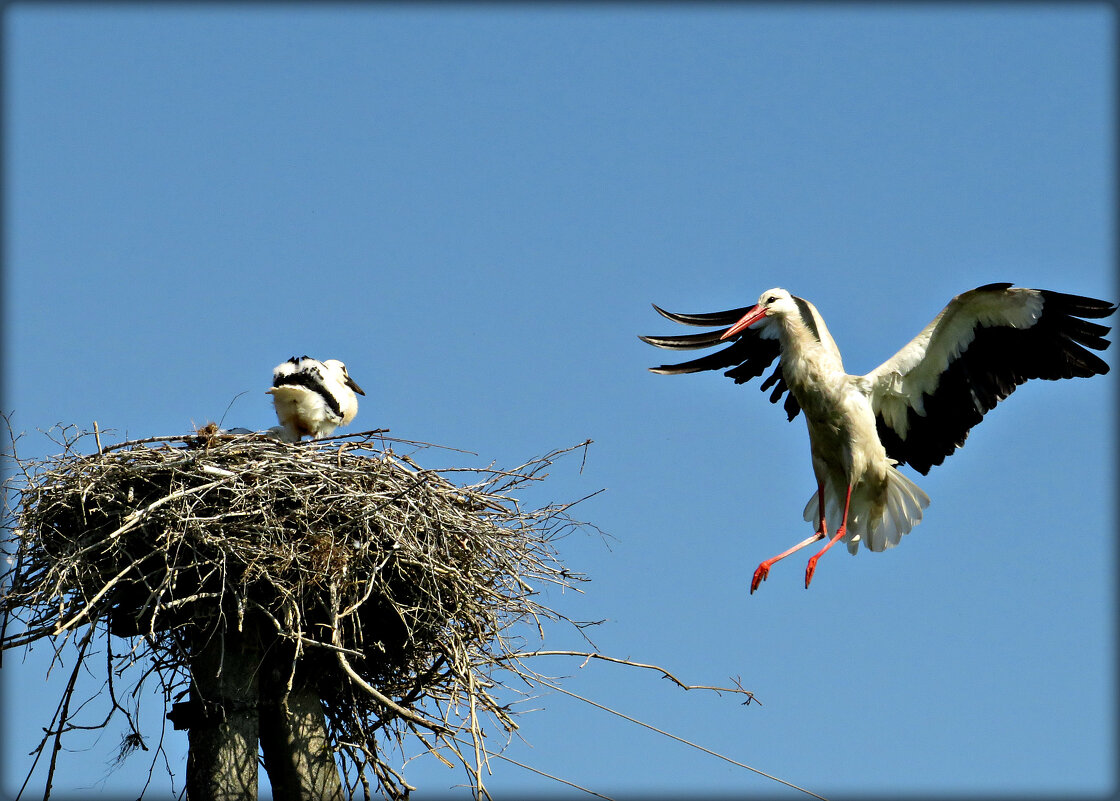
(267, 356, 364, 442)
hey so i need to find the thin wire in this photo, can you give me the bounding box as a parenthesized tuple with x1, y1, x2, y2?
(476, 746, 615, 800)
(536, 677, 829, 801)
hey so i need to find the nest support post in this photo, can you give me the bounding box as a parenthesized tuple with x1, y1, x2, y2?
(180, 620, 346, 801)
(184, 623, 262, 801)
(259, 668, 345, 801)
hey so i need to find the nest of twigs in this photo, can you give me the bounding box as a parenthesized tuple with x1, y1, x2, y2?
(2, 423, 597, 798)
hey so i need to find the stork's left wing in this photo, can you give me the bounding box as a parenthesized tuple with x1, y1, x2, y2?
(867, 283, 1116, 474)
(640, 304, 801, 421)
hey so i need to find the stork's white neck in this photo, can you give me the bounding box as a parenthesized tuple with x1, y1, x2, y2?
(777, 298, 845, 376)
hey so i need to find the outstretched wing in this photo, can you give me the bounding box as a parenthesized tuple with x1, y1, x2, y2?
(640, 304, 801, 421)
(867, 283, 1115, 474)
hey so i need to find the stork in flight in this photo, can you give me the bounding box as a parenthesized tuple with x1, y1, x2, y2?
(641, 283, 1116, 592)
(267, 356, 365, 442)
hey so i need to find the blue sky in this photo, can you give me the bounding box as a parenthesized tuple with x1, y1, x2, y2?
(2, 4, 1115, 799)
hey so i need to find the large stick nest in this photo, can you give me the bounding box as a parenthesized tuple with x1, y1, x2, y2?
(2, 423, 597, 798)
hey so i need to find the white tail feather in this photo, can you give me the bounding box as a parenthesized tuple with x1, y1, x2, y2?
(802, 468, 930, 555)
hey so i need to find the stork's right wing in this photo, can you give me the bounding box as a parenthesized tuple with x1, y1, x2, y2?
(639, 304, 800, 421)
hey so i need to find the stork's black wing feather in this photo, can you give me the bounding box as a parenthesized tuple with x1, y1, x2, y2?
(650, 303, 754, 327)
(640, 304, 800, 420)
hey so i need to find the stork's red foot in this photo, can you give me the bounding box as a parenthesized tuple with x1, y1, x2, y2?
(805, 525, 847, 588)
(804, 556, 820, 589)
(750, 563, 770, 594)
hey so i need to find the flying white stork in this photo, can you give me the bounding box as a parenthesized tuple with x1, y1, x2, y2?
(267, 356, 365, 442)
(641, 283, 1116, 592)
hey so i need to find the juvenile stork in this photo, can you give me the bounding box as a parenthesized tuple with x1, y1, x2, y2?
(267, 356, 365, 442)
(641, 283, 1115, 592)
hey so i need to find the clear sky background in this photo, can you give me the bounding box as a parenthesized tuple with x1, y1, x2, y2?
(2, 4, 1115, 800)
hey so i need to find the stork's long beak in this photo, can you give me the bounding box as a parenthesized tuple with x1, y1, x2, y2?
(346, 377, 366, 396)
(721, 304, 767, 339)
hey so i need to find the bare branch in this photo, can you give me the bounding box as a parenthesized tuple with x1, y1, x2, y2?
(512, 650, 760, 703)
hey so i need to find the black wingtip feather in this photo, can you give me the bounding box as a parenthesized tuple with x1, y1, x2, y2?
(648, 365, 696, 375)
(1041, 290, 1118, 319)
(639, 330, 735, 350)
(650, 303, 754, 327)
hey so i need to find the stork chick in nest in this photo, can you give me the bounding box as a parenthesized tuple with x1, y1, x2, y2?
(267, 356, 365, 442)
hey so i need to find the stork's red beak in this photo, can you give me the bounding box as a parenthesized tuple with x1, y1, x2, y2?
(721, 304, 768, 339)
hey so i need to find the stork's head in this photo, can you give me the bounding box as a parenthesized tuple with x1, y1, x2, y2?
(720, 288, 796, 339)
(322, 359, 365, 396)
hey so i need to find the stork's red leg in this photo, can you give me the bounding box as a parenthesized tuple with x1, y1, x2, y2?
(751, 532, 825, 593)
(804, 484, 854, 589)
(750, 483, 827, 594)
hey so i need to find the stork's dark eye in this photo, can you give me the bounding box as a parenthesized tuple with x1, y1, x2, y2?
(765, 296, 777, 304)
